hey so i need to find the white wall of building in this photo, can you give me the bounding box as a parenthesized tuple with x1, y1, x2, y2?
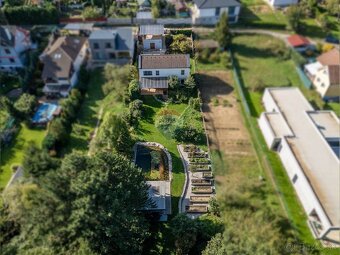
(139, 68, 190, 79)
(258, 113, 277, 148)
(267, 0, 298, 7)
(143, 38, 162, 50)
(192, 5, 240, 24)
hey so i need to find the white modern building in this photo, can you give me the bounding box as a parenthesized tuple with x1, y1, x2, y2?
(258, 87, 340, 245)
(191, 0, 241, 25)
(138, 54, 190, 95)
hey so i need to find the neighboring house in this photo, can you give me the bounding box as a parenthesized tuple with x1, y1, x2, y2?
(138, 25, 165, 53)
(89, 28, 134, 67)
(63, 23, 94, 36)
(138, 54, 190, 95)
(138, 0, 151, 9)
(40, 36, 87, 97)
(258, 87, 340, 244)
(171, 0, 189, 17)
(191, 0, 241, 25)
(266, 0, 298, 7)
(287, 34, 312, 52)
(305, 49, 340, 101)
(0, 26, 33, 72)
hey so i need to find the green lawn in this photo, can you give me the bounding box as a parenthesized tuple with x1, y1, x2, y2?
(231, 34, 340, 254)
(137, 96, 188, 215)
(238, 0, 287, 29)
(63, 69, 125, 154)
(0, 124, 46, 189)
(232, 34, 339, 115)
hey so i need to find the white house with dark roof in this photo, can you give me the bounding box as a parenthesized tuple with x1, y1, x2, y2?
(138, 25, 165, 53)
(40, 36, 87, 97)
(0, 26, 33, 72)
(89, 28, 134, 67)
(191, 0, 241, 24)
(258, 87, 340, 245)
(138, 54, 190, 95)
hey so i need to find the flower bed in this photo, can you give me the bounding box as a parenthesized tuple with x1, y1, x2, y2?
(202, 172, 213, 178)
(189, 157, 210, 164)
(187, 151, 207, 158)
(190, 196, 211, 203)
(189, 165, 211, 172)
(185, 205, 208, 213)
(192, 186, 213, 194)
(191, 178, 213, 186)
(183, 144, 198, 152)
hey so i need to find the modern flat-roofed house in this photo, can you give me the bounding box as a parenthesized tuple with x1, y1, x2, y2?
(88, 28, 134, 67)
(304, 49, 340, 101)
(258, 87, 340, 244)
(266, 0, 298, 7)
(0, 26, 33, 72)
(138, 25, 165, 53)
(40, 36, 87, 97)
(138, 54, 190, 95)
(191, 0, 241, 25)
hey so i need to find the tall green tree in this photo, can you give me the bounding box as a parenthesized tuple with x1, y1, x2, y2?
(23, 143, 60, 178)
(325, 0, 339, 16)
(215, 12, 232, 49)
(286, 5, 302, 32)
(13, 93, 36, 118)
(3, 152, 151, 255)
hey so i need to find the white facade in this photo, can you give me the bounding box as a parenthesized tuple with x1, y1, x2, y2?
(258, 87, 340, 244)
(0, 27, 33, 72)
(191, 5, 241, 24)
(139, 68, 190, 80)
(305, 63, 340, 100)
(266, 0, 298, 7)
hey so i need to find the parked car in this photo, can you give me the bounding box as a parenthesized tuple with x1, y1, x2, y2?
(325, 34, 339, 44)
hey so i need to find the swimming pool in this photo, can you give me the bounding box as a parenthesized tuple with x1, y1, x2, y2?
(32, 103, 59, 124)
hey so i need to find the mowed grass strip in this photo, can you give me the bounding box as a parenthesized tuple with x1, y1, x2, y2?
(0, 124, 46, 189)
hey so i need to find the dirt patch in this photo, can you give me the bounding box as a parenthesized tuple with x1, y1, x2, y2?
(197, 70, 253, 175)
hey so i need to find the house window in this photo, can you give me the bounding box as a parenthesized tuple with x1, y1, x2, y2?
(181, 70, 185, 75)
(317, 78, 320, 82)
(5, 48, 10, 54)
(109, 53, 116, 59)
(143, 71, 152, 76)
(9, 58, 15, 63)
(215, 7, 220, 16)
(105, 42, 111, 48)
(228, 6, 236, 15)
(156, 70, 159, 76)
(292, 174, 298, 184)
(321, 83, 325, 87)
(93, 43, 99, 49)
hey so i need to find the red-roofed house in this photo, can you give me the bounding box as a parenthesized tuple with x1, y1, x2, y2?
(287, 34, 311, 52)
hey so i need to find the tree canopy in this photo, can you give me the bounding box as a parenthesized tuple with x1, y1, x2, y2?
(215, 12, 232, 49)
(2, 152, 151, 255)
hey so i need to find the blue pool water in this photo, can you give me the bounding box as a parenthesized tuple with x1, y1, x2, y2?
(32, 103, 58, 124)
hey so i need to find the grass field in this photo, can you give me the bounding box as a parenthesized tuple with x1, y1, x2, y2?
(137, 96, 189, 215)
(231, 34, 340, 254)
(63, 69, 126, 154)
(0, 124, 46, 189)
(232, 34, 339, 115)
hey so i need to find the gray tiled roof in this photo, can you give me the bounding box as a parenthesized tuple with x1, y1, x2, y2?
(139, 54, 190, 69)
(139, 25, 164, 36)
(194, 0, 241, 8)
